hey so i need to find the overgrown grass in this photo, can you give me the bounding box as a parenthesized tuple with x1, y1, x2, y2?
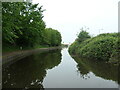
(69, 33, 119, 62)
(2, 43, 21, 53)
(2, 44, 57, 53)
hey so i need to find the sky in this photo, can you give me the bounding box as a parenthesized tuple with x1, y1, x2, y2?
(32, 0, 119, 44)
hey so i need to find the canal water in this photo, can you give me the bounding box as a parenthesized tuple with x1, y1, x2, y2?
(3, 48, 119, 89)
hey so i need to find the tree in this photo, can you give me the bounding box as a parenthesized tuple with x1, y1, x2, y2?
(2, 2, 46, 47)
(77, 28, 91, 43)
(43, 28, 62, 46)
(15, 3, 46, 47)
(2, 2, 62, 49)
(2, 2, 24, 45)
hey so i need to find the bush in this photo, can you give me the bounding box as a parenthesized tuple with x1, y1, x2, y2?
(69, 33, 119, 61)
(69, 41, 79, 54)
(77, 29, 91, 43)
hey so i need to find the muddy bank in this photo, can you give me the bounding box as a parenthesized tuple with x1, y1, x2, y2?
(2, 47, 62, 68)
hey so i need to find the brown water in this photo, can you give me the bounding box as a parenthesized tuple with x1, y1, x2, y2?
(2, 48, 119, 89)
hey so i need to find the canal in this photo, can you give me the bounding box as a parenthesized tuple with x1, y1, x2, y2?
(3, 48, 119, 89)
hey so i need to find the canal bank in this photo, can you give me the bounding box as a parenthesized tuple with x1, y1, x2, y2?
(2, 46, 62, 67)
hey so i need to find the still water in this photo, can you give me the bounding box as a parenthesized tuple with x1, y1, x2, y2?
(3, 48, 119, 88)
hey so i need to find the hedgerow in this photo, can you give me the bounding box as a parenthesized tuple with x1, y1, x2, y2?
(69, 33, 119, 61)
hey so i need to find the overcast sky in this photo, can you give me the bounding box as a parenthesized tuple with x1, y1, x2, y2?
(32, 0, 119, 44)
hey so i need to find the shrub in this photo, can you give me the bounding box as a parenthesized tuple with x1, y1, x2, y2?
(77, 29, 91, 43)
(69, 33, 119, 61)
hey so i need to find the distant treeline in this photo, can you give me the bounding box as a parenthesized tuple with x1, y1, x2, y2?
(69, 29, 119, 63)
(2, 2, 62, 49)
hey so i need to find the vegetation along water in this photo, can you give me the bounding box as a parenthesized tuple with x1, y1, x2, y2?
(2, 1, 119, 89)
(69, 29, 120, 64)
(2, 2, 62, 53)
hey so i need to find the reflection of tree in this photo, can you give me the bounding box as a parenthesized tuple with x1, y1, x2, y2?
(72, 56, 118, 84)
(3, 49, 62, 89)
(40, 50, 62, 70)
(77, 63, 90, 80)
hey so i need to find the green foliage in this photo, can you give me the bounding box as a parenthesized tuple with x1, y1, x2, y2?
(69, 29, 91, 54)
(43, 28, 62, 46)
(2, 43, 20, 53)
(2, 2, 62, 50)
(2, 2, 24, 44)
(69, 33, 119, 61)
(68, 41, 79, 54)
(77, 28, 91, 43)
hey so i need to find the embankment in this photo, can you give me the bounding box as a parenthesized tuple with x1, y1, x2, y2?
(2, 47, 62, 67)
(69, 33, 119, 64)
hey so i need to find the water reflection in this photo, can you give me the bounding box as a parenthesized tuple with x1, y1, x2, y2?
(72, 56, 119, 84)
(3, 48, 119, 88)
(3, 49, 62, 89)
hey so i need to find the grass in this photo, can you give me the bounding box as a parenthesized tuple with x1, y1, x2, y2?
(2, 44, 21, 53)
(2, 44, 57, 54)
